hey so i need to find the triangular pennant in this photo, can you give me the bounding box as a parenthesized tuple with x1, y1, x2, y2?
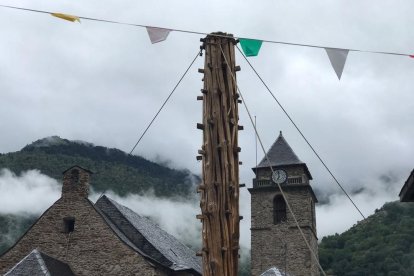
(409, 55, 414, 58)
(239, 39, 263, 57)
(325, 48, 349, 80)
(146, 27, 171, 44)
(51, 13, 80, 23)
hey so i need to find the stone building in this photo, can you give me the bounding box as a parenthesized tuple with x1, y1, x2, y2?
(249, 132, 318, 276)
(0, 166, 201, 276)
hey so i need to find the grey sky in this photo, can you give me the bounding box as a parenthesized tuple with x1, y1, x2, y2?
(0, 0, 413, 241)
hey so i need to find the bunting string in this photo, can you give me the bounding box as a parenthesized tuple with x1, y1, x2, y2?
(219, 44, 328, 276)
(0, 4, 412, 59)
(236, 45, 366, 220)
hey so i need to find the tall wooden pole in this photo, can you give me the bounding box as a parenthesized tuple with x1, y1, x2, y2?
(197, 33, 241, 276)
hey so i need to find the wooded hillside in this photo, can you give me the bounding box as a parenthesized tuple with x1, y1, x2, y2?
(319, 201, 414, 275)
(1, 137, 413, 275)
(0, 136, 198, 197)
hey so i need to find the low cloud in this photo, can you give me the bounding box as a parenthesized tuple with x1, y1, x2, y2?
(92, 191, 202, 248)
(316, 173, 402, 238)
(0, 169, 61, 215)
(92, 188, 253, 253)
(0, 168, 404, 253)
(0, 170, 200, 249)
(0, 169, 252, 253)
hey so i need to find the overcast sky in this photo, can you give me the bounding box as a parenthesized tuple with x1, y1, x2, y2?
(1, 0, 414, 245)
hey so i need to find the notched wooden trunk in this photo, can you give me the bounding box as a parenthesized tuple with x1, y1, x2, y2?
(198, 33, 240, 276)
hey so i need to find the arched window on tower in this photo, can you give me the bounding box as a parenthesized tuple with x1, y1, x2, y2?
(311, 199, 315, 229)
(273, 195, 287, 224)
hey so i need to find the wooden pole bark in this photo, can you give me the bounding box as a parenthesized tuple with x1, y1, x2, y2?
(197, 33, 240, 276)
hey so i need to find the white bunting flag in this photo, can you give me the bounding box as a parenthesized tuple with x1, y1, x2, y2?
(146, 27, 171, 44)
(325, 48, 349, 80)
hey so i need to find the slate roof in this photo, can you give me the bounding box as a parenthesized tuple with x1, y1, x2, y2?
(254, 131, 312, 179)
(4, 249, 74, 276)
(62, 165, 93, 174)
(261, 266, 291, 276)
(95, 195, 202, 275)
(399, 169, 414, 202)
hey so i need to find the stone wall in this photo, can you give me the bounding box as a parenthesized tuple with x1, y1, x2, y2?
(0, 196, 166, 275)
(250, 165, 318, 276)
(251, 227, 317, 276)
(256, 165, 310, 184)
(61, 166, 90, 199)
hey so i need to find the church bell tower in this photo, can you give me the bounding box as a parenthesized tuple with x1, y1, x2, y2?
(249, 132, 318, 276)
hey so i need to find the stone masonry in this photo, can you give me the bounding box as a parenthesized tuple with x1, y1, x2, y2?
(0, 166, 167, 276)
(249, 133, 319, 276)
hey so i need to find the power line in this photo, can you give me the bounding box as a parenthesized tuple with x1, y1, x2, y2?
(2, 2, 367, 220)
(236, 45, 366, 220)
(0, 4, 413, 58)
(129, 50, 201, 155)
(96, 49, 201, 201)
(219, 44, 328, 276)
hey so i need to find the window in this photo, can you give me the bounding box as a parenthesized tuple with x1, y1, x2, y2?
(287, 176, 302, 184)
(311, 199, 315, 229)
(273, 195, 287, 224)
(63, 217, 75, 233)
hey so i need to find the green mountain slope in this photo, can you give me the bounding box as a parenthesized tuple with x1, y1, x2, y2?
(0, 215, 37, 255)
(2, 137, 413, 275)
(0, 136, 200, 256)
(0, 136, 199, 197)
(319, 201, 414, 275)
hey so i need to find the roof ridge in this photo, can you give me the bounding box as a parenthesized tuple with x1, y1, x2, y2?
(97, 196, 201, 274)
(93, 196, 154, 255)
(95, 196, 176, 269)
(33, 250, 50, 276)
(4, 249, 52, 276)
(4, 249, 37, 276)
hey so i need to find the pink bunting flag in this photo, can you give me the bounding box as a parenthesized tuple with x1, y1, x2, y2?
(146, 27, 171, 44)
(410, 55, 414, 58)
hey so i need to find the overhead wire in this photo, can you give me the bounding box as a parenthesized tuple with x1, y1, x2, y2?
(2, 2, 403, 267)
(96, 49, 201, 201)
(219, 44, 327, 276)
(129, 50, 202, 155)
(0, 4, 413, 58)
(3, 0, 368, 223)
(235, 46, 366, 220)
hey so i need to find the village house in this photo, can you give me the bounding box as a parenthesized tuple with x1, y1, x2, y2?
(0, 166, 201, 276)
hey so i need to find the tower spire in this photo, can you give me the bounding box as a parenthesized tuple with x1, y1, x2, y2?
(254, 131, 312, 179)
(249, 133, 318, 275)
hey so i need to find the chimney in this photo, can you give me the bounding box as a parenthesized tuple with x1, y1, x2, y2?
(61, 166, 92, 199)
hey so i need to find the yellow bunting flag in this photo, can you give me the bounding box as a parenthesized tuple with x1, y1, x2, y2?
(51, 13, 80, 23)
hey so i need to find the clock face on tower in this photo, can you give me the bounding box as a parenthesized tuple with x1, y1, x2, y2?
(272, 169, 287, 184)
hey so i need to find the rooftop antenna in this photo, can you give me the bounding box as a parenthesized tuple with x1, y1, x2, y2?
(255, 116, 258, 168)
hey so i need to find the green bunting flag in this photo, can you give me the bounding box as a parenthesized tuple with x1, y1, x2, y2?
(239, 39, 263, 57)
